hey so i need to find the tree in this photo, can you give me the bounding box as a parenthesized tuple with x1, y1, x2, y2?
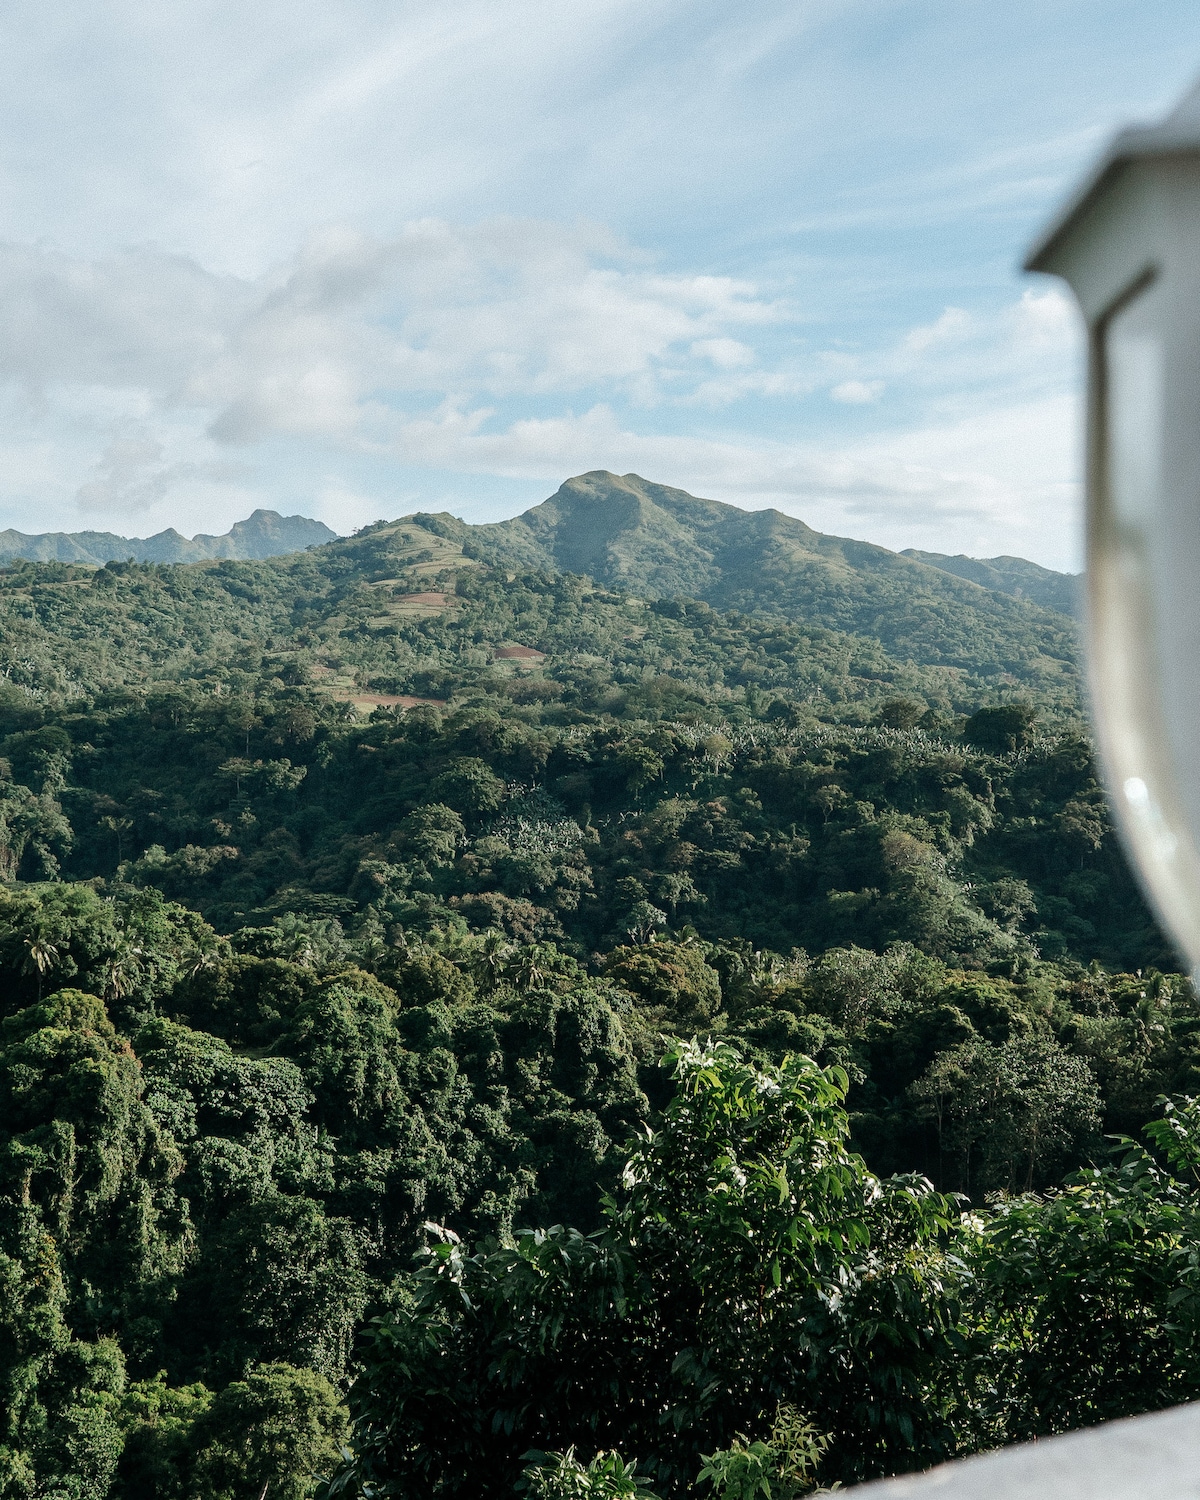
(389, 803, 466, 867)
(431, 759, 506, 819)
(189, 1363, 347, 1500)
(604, 942, 722, 1028)
(98, 815, 134, 864)
(968, 1097, 1200, 1443)
(194, 1197, 370, 1384)
(963, 704, 1038, 754)
(874, 697, 925, 730)
(22, 934, 60, 1000)
(325, 1042, 966, 1498)
(911, 1035, 1102, 1194)
(0, 992, 190, 1499)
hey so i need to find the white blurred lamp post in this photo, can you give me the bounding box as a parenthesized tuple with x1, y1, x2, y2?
(1026, 81, 1200, 970)
(854, 75, 1200, 1500)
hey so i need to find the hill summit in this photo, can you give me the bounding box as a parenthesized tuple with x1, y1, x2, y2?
(464, 470, 1078, 615)
(384, 470, 1079, 694)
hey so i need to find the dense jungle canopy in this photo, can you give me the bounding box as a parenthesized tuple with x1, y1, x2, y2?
(0, 476, 1193, 1499)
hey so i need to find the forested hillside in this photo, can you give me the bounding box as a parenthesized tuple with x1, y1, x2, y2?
(456, 471, 1081, 684)
(900, 547, 1080, 615)
(0, 486, 1189, 1500)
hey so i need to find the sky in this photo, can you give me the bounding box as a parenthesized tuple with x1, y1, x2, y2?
(1, 2, 1199, 570)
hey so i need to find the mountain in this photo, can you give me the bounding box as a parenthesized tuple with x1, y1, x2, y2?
(0, 472, 1081, 707)
(401, 470, 1079, 699)
(901, 548, 1080, 616)
(0, 508, 337, 565)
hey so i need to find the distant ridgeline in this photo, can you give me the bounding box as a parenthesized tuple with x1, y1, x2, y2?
(413, 469, 1084, 695)
(0, 507, 337, 564)
(900, 545, 1080, 616)
(0, 470, 1085, 709)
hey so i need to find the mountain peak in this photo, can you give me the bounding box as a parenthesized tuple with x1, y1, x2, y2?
(384, 470, 1079, 691)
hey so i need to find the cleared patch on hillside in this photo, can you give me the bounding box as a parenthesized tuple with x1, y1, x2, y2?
(367, 588, 462, 626)
(328, 690, 443, 715)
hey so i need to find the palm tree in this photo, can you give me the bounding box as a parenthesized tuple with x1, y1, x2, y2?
(22, 936, 60, 1001)
(102, 945, 144, 1003)
(472, 931, 513, 994)
(99, 814, 134, 864)
(189, 948, 218, 978)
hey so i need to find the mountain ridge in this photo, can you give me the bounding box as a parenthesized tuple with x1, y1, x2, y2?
(451, 471, 1077, 623)
(0, 508, 337, 565)
(901, 546, 1079, 615)
(377, 470, 1079, 698)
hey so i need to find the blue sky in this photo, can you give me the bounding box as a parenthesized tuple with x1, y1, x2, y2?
(1, 1, 1199, 569)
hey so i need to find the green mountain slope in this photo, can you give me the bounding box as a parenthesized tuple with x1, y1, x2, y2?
(0, 504, 1079, 710)
(1, 474, 1073, 704)
(434, 471, 1078, 694)
(902, 547, 1080, 615)
(0, 510, 1131, 972)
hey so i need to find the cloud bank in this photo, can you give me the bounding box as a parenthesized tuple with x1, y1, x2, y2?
(0, 219, 1083, 567)
(0, 0, 1198, 569)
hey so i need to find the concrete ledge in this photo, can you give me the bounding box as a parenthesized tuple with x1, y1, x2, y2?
(856, 1403, 1200, 1499)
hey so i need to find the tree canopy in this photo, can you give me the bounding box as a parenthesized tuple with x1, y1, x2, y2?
(0, 520, 1191, 1497)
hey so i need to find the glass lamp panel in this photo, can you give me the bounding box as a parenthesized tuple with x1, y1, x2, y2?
(1092, 273, 1200, 966)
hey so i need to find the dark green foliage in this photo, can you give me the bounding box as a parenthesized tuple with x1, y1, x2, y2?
(963, 704, 1038, 754)
(325, 1059, 1200, 1498)
(0, 489, 1192, 1494)
(111, 1375, 213, 1499)
(603, 942, 723, 1028)
(966, 1097, 1200, 1442)
(0, 990, 190, 1358)
(0, 883, 220, 1025)
(190, 1197, 369, 1383)
(326, 1041, 965, 1497)
(519, 1448, 661, 1498)
(112, 1363, 346, 1500)
(910, 1035, 1102, 1194)
(184, 1363, 347, 1500)
(5, 694, 1158, 973)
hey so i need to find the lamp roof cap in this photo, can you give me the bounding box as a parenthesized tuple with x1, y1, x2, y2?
(1026, 77, 1200, 272)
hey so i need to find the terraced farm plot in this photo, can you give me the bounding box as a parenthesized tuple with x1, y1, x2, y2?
(363, 521, 478, 578)
(493, 644, 546, 663)
(368, 589, 461, 624)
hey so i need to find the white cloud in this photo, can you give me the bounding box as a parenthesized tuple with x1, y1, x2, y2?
(0, 223, 788, 442)
(691, 337, 755, 368)
(840, 291, 1078, 400)
(831, 379, 884, 404)
(0, 225, 1076, 445)
(0, 242, 245, 392)
(74, 432, 248, 516)
(902, 306, 973, 356)
(0, 218, 1085, 566)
